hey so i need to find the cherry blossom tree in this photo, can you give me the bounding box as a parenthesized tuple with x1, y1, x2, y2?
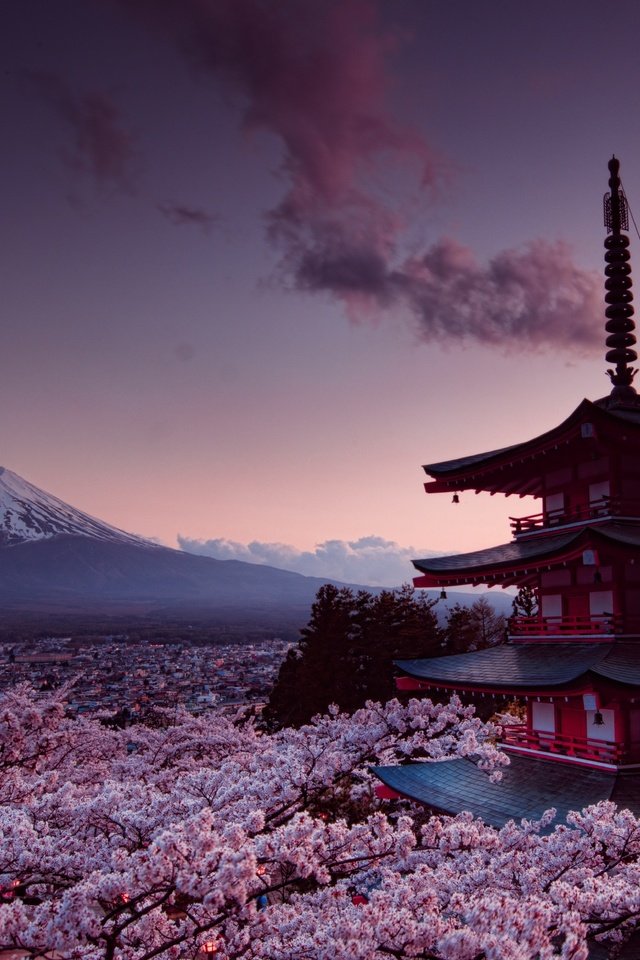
(1, 684, 640, 959)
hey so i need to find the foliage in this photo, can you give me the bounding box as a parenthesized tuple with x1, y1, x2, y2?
(2, 686, 640, 959)
(264, 584, 443, 728)
(442, 597, 506, 653)
(511, 584, 540, 619)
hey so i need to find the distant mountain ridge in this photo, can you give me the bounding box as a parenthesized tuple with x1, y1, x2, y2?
(0, 468, 512, 634)
(0, 468, 373, 630)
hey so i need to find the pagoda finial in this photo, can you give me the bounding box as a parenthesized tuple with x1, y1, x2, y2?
(603, 155, 638, 405)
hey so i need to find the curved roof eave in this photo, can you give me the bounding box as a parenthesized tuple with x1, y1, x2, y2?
(423, 398, 640, 484)
(424, 399, 592, 478)
(371, 755, 640, 828)
(412, 529, 584, 576)
(395, 643, 613, 689)
(412, 523, 640, 579)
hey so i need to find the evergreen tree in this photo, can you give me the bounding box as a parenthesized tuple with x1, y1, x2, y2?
(354, 585, 443, 704)
(442, 603, 478, 653)
(511, 584, 539, 618)
(263, 584, 357, 728)
(443, 597, 506, 652)
(264, 584, 442, 729)
(470, 596, 506, 648)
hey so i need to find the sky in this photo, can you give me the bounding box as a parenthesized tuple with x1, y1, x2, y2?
(3, 0, 640, 586)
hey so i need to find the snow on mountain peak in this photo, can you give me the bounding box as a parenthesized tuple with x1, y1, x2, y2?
(0, 468, 154, 547)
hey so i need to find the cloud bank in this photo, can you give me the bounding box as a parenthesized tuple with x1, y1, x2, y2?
(114, 0, 601, 351)
(178, 534, 435, 587)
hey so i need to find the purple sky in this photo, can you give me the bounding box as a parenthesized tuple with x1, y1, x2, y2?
(3, 0, 640, 585)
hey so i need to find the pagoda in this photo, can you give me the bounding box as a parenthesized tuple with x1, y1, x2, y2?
(374, 158, 640, 826)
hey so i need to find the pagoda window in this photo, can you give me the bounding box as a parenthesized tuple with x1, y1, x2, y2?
(531, 702, 555, 739)
(541, 594, 562, 618)
(589, 591, 614, 616)
(544, 492, 565, 524)
(589, 480, 610, 502)
(589, 481, 610, 516)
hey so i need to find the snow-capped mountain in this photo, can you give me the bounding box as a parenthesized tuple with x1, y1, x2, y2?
(0, 468, 506, 632)
(0, 467, 151, 547)
(0, 467, 365, 628)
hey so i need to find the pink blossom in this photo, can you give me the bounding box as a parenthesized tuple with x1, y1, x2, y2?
(0, 686, 637, 958)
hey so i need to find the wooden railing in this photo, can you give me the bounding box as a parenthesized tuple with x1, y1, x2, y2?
(509, 497, 640, 536)
(509, 614, 621, 637)
(501, 724, 629, 764)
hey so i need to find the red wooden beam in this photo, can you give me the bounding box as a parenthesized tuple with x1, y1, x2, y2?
(375, 784, 402, 800)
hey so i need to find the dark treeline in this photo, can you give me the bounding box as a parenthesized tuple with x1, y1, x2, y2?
(264, 584, 507, 729)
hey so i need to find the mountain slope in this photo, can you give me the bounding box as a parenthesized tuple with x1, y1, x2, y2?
(0, 533, 350, 607)
(0, 467, 150, 547)
(0, 469, 363, 625)
(0, 468, 511, 632)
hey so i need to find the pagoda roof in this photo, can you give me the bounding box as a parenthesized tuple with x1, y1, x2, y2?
(396, 642, 611, 690)
(412, 521, 640, 586)
(589, 642, 640, 683)
(423, 398, 640, 495)
(371, 753, 640, 828)
(395, 641, 640, 691)
(414, 528, 581, 575)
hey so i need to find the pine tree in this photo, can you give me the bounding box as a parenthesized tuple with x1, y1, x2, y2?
(469, 597, 506, 648)
(263, 584, 357, 728)
(265, 584, 442, 729)
(511, 584, 539, 618)
(443, 597, 506, 652)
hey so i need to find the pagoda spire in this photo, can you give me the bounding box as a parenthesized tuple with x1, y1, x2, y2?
(603, 155, 638, 405)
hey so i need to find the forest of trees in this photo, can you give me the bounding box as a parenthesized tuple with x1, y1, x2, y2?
(265, 585, 507, 728)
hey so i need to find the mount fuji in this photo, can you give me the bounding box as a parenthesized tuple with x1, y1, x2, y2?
(0, 468, 359, 630)
(0, 468, 152, 547)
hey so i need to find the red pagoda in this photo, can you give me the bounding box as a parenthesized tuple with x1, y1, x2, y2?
(374, 158, 640, 825)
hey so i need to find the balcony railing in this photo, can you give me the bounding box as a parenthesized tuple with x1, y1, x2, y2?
(509, 614, 622, 637)
(509, 497, 640, 536)
(501, 724, 629, 764)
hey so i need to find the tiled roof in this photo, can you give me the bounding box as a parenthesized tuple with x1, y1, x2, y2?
(396, 641, 640, 690)
(395, 643, 612, 689)
(424, 399, 640, 479)
(425, 442, 522, 475)
(592, 642, 640, 685)
(413, 529, 581, 574)
(372, 753, 640, 828)
(597, 522, 640, 547)
(412, 523, 640, 577)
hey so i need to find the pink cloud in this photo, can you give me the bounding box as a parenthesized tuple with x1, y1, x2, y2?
(401, 238, 599, 349)
(157, 202, 219, 233)
(26, 72, 137, 192)
(113, 0, 601, 351)
(307, 236, 601, 351)
(116, 0, 437, 198)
